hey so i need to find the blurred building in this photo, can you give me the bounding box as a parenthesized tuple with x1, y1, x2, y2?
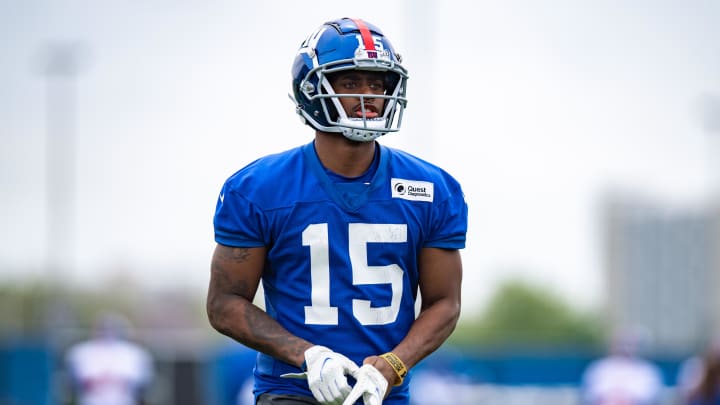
(602, 194, 720, 354)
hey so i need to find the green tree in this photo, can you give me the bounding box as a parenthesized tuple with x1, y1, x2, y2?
(450, 278, 605, 350)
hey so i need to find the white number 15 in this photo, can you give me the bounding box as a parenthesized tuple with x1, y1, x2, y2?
(302, 223, 406, 326)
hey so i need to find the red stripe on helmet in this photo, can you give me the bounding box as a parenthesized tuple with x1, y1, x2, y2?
(351, 18, 376, 51)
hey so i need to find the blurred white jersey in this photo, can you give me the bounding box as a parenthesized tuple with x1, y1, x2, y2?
(66, 338, 153, 405)
(581, 355, 663, 405)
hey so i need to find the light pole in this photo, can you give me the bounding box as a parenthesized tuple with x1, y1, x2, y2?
(698, 93, 720, 198)
(698, 92, 720, 341)
(403, 0, 436, 159)
(40, 42, 88, 283)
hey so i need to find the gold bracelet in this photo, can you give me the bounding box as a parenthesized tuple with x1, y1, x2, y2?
(380, 352, 408, 386)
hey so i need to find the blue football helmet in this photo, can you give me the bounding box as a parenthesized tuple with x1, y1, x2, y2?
(290, 17, 408, 142)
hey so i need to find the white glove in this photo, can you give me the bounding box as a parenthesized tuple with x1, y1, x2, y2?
(281, 345, 359, 405)
(343, 364, 388, 405)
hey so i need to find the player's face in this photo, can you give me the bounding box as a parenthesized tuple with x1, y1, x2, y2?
(329, 71, 387, 119)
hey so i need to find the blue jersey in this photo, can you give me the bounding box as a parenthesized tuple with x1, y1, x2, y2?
(213, 141, 468, 403)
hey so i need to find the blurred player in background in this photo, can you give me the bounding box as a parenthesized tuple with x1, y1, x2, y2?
(64, 312, 154, 405)
(580, 327, 664, 405)
(677, 337, 720, 405)
(207, 16, 468, 405)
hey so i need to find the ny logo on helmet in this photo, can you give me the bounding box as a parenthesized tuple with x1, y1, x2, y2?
(354, 34, 391, 60)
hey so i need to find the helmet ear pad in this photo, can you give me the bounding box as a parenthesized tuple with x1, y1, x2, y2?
(384, 72, 400, 96)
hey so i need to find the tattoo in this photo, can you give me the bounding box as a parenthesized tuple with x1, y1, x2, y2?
(211, 247, 253, 297)
(208, 244, 310, 365)
(229, 277, 253, 298)
(230, 247, 251, 263)
(215, 246, 251, 264)
(210, 255, 231, 283)
(245, 309, 307, 356)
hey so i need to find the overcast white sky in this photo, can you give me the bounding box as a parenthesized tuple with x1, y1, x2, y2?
(1, 0, 719, 317)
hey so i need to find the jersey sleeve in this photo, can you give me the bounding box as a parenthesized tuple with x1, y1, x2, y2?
(213, 182, 267, 248)
(426, 180, 468, 249)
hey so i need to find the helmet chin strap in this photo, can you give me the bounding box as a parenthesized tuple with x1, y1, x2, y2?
(342, 128, 385, 142)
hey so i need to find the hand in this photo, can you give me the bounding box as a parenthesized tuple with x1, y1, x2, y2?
(343, 364, 388, 405)
(282, 345, 359, 405)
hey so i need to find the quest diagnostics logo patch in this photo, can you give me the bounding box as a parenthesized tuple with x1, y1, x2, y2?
(391, 178, 434, 202)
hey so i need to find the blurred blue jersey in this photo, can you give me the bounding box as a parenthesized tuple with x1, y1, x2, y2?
(213, 141, 468, 403)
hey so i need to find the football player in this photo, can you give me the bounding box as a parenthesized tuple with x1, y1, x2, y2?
(207, 17, 468, 405)
(65, 313, 154, 405)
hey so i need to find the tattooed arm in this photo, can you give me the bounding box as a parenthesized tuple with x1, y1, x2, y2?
(206, 243, 312, 368)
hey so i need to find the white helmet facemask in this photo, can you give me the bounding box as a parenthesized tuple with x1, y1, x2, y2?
(317, 73, 401, 142)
